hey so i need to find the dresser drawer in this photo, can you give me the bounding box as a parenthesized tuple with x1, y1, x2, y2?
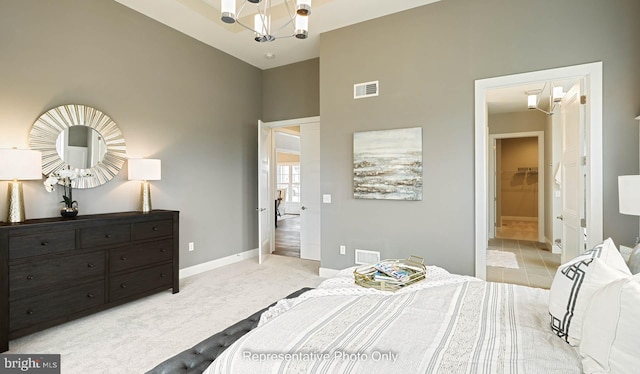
(110, 239, 173, 273)
(9, 229, 76, 259)
(132, 220, 173, 241)
(9, 252, 105, 296)
(10, 280, 105, 332)
(80, 224, 130, 248)
(109, 263, 173, 302)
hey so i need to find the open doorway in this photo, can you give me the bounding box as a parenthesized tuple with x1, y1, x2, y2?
(476, 62, 603, 287)
(258, 116, 321, 263)
(494, 136, 541, 242)
(274, 127, 302, 258)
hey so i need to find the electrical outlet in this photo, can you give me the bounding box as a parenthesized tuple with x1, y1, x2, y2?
(339, 245, 346, 255)
(188, 242, 195, 252)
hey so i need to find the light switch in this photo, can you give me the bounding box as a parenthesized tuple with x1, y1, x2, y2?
(323, 194, 332, 203)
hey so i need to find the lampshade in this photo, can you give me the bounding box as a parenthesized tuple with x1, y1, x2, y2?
(128, 159, 161, 181)
(0, 149, 42, 180)
(552, 86, 565, 102)
(618, 175, 640, 216)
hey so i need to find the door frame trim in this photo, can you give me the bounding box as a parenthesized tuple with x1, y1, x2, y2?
(489, 131, 545, 243)
(475, 62, 603, 279)
(262, 116, 321, 258)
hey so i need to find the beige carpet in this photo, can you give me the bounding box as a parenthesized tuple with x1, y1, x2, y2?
(6, 255, 324, 374)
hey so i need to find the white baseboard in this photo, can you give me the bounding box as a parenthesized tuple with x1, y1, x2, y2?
(179, 248, 258, 279)
(319, 267, 340, 278)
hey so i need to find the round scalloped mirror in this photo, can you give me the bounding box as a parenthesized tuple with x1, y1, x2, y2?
(29, 104, 127, 188)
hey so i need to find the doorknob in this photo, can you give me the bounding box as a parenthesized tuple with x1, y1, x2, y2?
(301, 206, 307, 210)
(556, 215, 564, 221)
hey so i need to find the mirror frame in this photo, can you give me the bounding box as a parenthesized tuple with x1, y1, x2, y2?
(29, 104, 127, 188)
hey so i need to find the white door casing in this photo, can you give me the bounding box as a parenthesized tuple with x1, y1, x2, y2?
(561, 82, 586, 263)
(258, 120, 273, 264)
(300, 122, 321, 261)
(475, 62, 603, 279)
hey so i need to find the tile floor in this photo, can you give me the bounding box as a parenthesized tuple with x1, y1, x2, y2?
(487, 238, 560, 289)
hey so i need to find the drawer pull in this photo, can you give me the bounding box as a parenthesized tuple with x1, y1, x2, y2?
(105, 234, 112, 238)
(26, 275, 34, 281)
(26, 309, 34, 315)
(87, 293, 95, 299)
(87, 263, 95, 268)
(152, 227, 159, 231)
(160, 248, 166, 253)
(160, 273, 167, 278)
(120, 256, 127, 261)
(41, 241, 49, 246)
(120, 283, 127, 289)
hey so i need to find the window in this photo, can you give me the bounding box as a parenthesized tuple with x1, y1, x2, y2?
(277, 163, 300, 203)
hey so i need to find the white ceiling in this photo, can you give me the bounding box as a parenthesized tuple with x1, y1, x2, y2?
(114, 0, 441, 70)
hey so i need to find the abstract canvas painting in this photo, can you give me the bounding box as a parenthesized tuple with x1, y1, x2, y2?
(353, 127, 423, 200)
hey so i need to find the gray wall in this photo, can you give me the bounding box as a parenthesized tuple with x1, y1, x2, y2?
(489, 111, 547, 134)
(262, 58, 320, 122)
(0, 0, 262, 268)
(319, 0, 640, 275)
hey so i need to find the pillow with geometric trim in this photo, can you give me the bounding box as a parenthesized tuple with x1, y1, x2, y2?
(580, 274, 640, 373)
(548, 238, 631, 346)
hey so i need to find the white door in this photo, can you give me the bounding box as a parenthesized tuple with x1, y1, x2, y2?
(561, 82, 586, 263)
(299, 122, 321, 260)
(258, 120, 273, 264)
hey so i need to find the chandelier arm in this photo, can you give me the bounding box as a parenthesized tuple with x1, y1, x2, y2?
(235, 18, 260, 34)
(272, 17, 296, 36)
(535, 82, 548, 108)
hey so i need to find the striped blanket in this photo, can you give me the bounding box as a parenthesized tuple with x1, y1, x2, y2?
(206, 271, 581, 373)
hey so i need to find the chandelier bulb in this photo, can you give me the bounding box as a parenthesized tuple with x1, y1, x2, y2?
(221, 0, 236, 23)
(296, 0, 311, 16)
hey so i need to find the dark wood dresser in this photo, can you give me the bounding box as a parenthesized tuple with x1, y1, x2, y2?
(0, 210, 179, 352)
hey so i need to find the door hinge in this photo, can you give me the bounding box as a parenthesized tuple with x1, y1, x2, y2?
(581, 218, 587, 228)
(580, 95, 587, 104)
(581, 156, 587, 166)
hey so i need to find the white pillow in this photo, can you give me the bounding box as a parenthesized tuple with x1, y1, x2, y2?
(580, 274, 640, 373)
(627, 244, 640, 274)
(549, 238, 630, 346)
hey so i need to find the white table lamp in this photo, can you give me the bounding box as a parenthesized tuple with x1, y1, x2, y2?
(128, 158, 161, 213)
(619, 175, 640, 216)
(0, 149, 43, 223)
(619, 175, 640, 245)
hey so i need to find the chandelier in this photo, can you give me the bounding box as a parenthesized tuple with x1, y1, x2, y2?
(526, 82, 565, 115)
(221, 0, 312, 42)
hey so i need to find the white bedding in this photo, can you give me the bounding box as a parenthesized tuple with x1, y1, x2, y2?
(205, 267, 581, 373)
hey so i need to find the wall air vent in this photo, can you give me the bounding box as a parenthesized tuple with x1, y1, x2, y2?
(355, 249, 381, 265)
(354, 81, 379, 99)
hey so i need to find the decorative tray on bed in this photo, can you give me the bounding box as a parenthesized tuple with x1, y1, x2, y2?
(354, 255, 426, 291)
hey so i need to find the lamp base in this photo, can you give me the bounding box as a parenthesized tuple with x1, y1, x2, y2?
(6, 181, 26, 223)
(139, 181, 152, 213)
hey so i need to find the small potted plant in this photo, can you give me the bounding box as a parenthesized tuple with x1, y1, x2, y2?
(44, 167, 87, 218)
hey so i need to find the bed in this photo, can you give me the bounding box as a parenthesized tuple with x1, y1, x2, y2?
(203, 266, 583, 373)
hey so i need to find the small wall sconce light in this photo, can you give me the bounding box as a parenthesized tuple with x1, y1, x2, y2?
(0, 149, 42, 223)
(128, 158, 161, 213)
